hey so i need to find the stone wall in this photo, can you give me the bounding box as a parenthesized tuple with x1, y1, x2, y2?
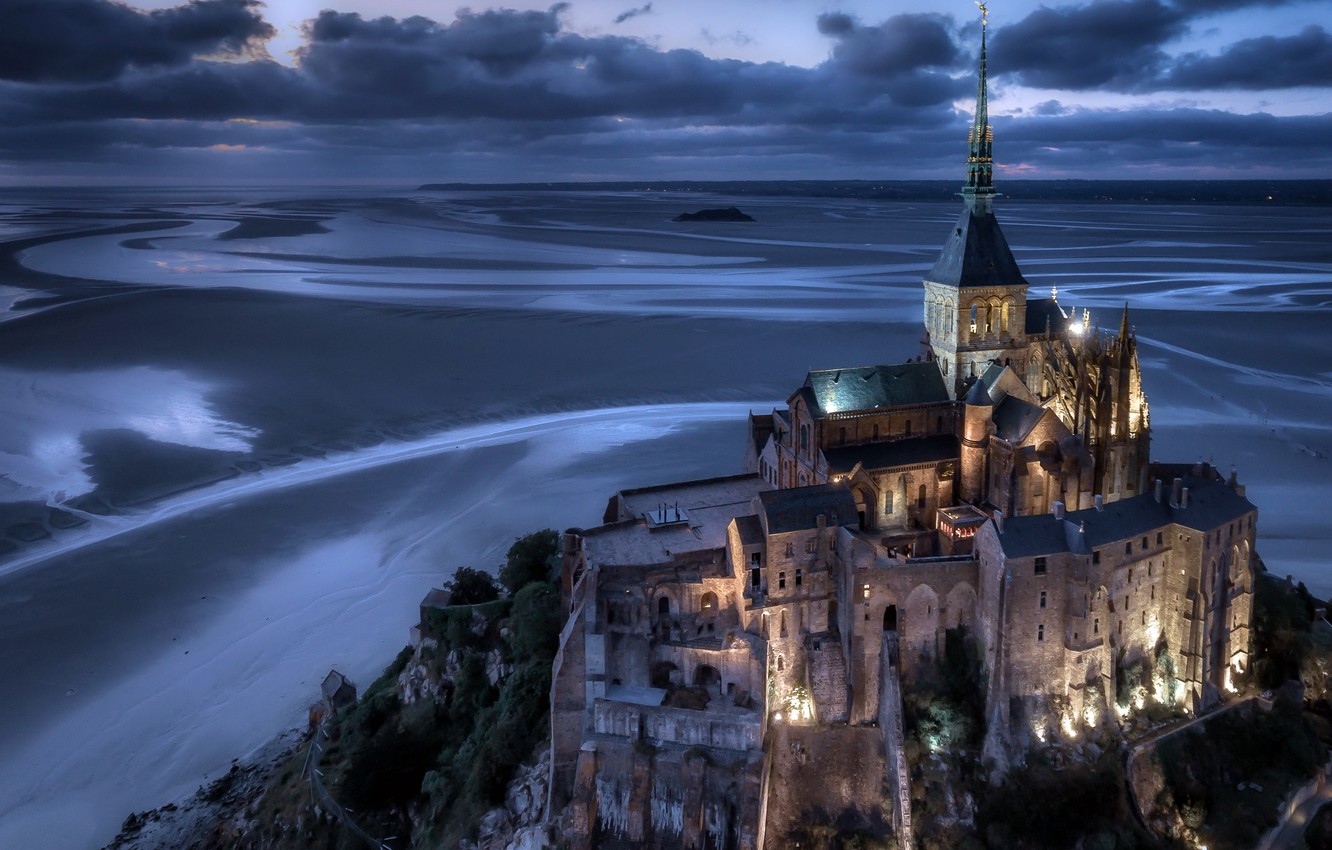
(762, 724, 890, 846)
(568, 740, 766, 850)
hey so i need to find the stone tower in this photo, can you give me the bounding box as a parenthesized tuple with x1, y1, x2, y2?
(922, 10, 1031, 398)
(960, 377, 992, 504)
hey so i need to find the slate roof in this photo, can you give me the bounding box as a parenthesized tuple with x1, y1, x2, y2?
(735, 514, 765, 546)
(965, 378, 993, 407)
(1026, 297, 1070, 335)
(992, 395, 1047, 443)
(419, 588, 452, 611)
(995, 476, 1256, 558)
(823, 435, 959, 475)
(926, 206, 1031, 289)
(803, 362, 950, 416)
(759, 485, 859, 534)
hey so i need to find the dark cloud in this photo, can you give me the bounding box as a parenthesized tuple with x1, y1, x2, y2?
(1168, 0, 1298, 12)
(0, 0, 273, 83)
(613, 3, 653, 25)
(1164, 26, 1332, 89)
(0, 1, 1327, 182)
(817, 12, 960, 78)
(990, 0, 1187, 89)
(816, 13, 856, 38)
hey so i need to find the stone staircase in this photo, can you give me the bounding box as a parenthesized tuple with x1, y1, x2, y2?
(879, 632, 912, 850)
(805, 633, 849, 724)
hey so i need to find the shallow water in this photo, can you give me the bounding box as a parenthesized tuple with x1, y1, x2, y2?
(0, 187, 1329, 847)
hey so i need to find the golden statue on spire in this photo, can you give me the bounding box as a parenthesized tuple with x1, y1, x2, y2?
(977, 1, 989, 26)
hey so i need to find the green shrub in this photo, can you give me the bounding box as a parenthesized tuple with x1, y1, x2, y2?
(499, 529, 560, 595)
(445, 566, 501, 605)
(508, 582, 562, 661)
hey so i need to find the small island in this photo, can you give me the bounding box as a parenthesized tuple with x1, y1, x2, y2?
(671, 206, 755, 222)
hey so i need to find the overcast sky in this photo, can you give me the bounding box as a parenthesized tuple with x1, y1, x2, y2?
(3, 0, 1330, 185)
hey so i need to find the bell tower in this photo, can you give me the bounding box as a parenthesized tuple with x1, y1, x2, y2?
(922, 3, 1031, 398)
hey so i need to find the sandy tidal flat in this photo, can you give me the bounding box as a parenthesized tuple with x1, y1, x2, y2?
(0, 187, 1329, 848)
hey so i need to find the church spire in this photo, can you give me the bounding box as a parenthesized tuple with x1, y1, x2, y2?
(962, 2, 995, 213)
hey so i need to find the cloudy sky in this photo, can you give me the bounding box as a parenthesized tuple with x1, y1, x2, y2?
(3, 0, 1330, 185)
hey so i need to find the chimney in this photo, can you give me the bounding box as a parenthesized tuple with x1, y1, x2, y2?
(1053, 501, 1065, 520)
(1170, 477, 1183, 508)
(1181, 487, 1190, 509)
(1094, 494, 1104, 512)
(1192, 460, 1204, 476)
(1154, 478, 1163, 503)
(816, 513, 827, 529)
(993, 509, 1005, 533)
(1229, 466, 1238, 488)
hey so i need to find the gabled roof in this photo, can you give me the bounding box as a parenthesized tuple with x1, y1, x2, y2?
(993, 395, 1047, 443)
(926, 206, 1031, 290)
(824, 435, 959, 475)
(994, 475, 1256, 558)
(758, 485, 859, 534)
(1025, 297, 1070, 335)
(803, 362, 950, 416)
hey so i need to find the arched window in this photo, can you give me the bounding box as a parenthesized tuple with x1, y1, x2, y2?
(799, 424, 810, 453)
(883, 605, 898, 631)
(1001, 298, 1013, 335)
(969, 303, 979, 334)
(917, 484, 927, 508)
(701, 591, 718, 615)
(658, 596, 671, 616)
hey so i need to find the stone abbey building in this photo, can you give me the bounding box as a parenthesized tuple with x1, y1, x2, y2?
(548, 15, 1256, 850)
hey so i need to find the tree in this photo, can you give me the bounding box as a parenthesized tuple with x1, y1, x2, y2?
(499, 529, 560, 595)
(446, 566, 501, 605)
(508, 582, 562, 661)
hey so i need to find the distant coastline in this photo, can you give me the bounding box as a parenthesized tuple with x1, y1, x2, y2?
(419, 178, 1332, 205)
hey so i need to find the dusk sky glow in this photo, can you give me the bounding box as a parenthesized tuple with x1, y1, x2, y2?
(4, 0, 1331, 184)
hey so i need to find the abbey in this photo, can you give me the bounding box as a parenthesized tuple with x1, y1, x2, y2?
(548, 15, 1255, 850)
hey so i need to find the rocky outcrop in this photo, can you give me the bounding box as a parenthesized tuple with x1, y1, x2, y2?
(468, 749, 554, 850)
(671, 207, 754, 222)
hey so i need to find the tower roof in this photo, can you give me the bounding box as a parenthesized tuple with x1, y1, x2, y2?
(926, 205, 1031, 289)
(962, 3, 995, 211)
(925, 4, 1028, 290)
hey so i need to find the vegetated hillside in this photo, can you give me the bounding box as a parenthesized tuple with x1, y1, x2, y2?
(110, 545, 1332, 850)
(187, 530, 564, 850)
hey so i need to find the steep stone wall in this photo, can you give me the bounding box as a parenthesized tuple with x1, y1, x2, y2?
(761, 723, 890, 845)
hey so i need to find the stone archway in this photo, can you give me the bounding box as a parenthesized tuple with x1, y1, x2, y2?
(883, 604, 899, 632)
(852, 484, 876, 532)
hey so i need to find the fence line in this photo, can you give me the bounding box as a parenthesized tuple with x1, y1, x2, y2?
(304, 720, 397, 850)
